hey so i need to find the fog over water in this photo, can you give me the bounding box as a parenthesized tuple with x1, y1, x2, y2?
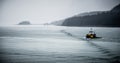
(0, 0, 120, 25)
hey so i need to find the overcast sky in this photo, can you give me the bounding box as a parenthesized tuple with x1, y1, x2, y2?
(0, 0, 120, 25)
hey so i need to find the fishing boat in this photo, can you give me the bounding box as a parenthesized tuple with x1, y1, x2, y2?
(86, 28, 99, 39)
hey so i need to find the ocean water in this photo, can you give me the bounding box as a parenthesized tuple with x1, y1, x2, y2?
(64, 26, 120, 42)
(0, 25, 120, 63)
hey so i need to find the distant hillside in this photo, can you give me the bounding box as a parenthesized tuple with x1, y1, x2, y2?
(74, 11, 105, 17)
(18, 21, 31, 25)
(50, 20, 65, 26)
(51, 4, 120, 27)
(111, 4, 120, 13)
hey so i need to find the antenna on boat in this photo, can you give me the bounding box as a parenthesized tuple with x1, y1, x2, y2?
(90, 28, 93, 31)
(89, 28, 93, 33)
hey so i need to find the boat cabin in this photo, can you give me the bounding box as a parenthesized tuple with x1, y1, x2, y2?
(86, 28, 96, 39)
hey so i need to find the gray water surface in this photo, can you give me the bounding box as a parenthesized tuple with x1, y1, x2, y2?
(0, 25, 120, 63)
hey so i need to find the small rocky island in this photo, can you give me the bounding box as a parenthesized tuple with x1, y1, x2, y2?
(18, 21, 31, 25)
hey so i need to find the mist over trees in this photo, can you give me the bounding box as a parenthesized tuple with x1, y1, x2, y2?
(51, 4, 120, 27)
